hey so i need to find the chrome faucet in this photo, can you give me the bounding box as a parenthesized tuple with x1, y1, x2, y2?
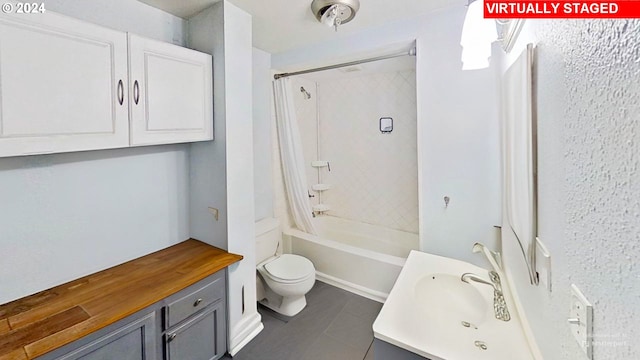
(472, 242, 502, 272)
(461, 271, 511, 322)
(461, 272, 498, 290)
(462, 243, 512, 322)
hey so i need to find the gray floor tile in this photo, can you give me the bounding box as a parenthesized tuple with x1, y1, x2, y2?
(233, 281, 378, 360)
(235, 310, 286, 357)
(301, 334, 367, 360)
(258, 304, 293, 323)
(223, 351, 256, 360)
(364, 341, 375, 360)
(324, 311, 375, 353)
(304, 281, 352, 307)
(342, 296, 383, 323)
(243, 302, 343, 358)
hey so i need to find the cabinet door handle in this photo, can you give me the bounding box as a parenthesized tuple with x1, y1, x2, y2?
(133, 80, 140, 105)
(117, 80, 124, 105)
(193, 298, 203, 307)
(167, 333, 177, 342)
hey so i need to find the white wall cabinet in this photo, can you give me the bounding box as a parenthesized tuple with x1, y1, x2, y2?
(0, 12, 213, 158)
(129, 35, 213, 146)
(0, 12, 130, 157)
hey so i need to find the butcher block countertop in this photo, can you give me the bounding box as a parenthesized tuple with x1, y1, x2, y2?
(0, 239, 242, 360)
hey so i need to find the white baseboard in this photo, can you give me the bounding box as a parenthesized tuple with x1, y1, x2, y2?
(315, 271, 388, 303)
(229, 312, 263, 356)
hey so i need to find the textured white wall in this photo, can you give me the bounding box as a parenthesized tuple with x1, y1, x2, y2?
(272, 6, 501, 267)
(500, 20, 640, 359)
(0, 0, 190, 304)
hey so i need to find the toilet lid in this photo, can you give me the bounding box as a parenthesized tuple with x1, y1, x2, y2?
(265, 254, 315, 281)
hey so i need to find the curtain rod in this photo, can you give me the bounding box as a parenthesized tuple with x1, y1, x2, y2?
(273, 48, 416, 80)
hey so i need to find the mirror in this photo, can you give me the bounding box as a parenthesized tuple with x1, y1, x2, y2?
(502, 43, 538, 285)
(501, 20, 526, 53)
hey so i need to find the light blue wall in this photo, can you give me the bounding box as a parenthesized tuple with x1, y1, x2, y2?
(0, 0, 191, 304)
(188, 3, 261, 353)
(187, 5, 228, 250)
(252, 48, 274, 221)
(0, 146, 191, 304)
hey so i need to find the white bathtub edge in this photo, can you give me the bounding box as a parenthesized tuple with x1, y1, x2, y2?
(316, 271, 388, 304)
(286, 228, 407, 267)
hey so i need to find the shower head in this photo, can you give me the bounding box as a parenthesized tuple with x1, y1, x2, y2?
(300, 86, 311, 99)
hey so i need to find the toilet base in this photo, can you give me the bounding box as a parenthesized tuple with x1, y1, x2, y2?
(259, 289, 307, 317)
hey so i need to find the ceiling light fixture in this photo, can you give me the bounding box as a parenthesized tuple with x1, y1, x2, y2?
(460, 0, 498, 70)
(311, 0, 360, 32)
(460, 0, 525, 70)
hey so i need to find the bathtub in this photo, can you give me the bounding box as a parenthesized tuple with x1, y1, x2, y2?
(283, 216, 419, 303)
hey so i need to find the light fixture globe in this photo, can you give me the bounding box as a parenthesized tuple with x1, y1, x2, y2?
(311, 0, 360, 27)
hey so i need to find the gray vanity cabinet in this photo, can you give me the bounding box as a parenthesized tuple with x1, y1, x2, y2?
(164, 302, 225, 360)
(163, 272, 226, 360)
(39, 312, 158, 360)
(39, 272, 227, 360)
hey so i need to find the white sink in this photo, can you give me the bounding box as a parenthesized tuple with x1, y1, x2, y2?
(414, 273, 490, 326)
(373, 250, 533, 360)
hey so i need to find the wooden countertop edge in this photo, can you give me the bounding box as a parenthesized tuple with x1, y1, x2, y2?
(0, 239, 242, 360)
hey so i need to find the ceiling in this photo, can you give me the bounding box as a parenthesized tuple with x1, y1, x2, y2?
(137, 0, 463, 54)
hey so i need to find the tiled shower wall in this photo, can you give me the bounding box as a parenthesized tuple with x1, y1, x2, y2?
(295, 70, 419, 233)
(292, 77, 320, 209)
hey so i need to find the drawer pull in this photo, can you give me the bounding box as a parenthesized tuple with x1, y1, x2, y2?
(193, 298, 203, 307)
(167, 333, 177, 342)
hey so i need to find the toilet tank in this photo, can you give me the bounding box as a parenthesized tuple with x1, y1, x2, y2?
(255, 218, 281, 264)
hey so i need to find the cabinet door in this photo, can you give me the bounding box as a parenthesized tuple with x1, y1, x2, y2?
(128, 34, 213, 146)
(0, 11, 129, 157)
(165, 302, 225, 360)
(55, 313, 157, 360)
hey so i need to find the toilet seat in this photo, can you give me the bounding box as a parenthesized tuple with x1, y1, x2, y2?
(263, 254, 315, 283)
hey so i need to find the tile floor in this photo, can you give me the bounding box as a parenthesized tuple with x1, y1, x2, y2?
(225, 281, 382, 360)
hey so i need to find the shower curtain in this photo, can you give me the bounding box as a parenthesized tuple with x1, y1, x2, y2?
(273, 78, 317, 235)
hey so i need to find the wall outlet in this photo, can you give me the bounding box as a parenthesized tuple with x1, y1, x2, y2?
(569, 284, 593, 359)
(208, 207, 219, 221)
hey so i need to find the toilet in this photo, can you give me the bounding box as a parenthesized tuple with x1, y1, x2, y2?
(255, 218, 316, 317)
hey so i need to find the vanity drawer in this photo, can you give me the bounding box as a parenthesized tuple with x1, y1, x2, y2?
(164, 275, 224, 328)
